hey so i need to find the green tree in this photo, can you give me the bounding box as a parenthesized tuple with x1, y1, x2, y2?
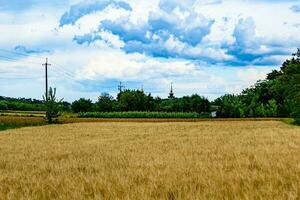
(71, 98, 93, 113)
(43, 87, 62, 124)
(96, 93, 115, 112)
(266, 100, 278, 117)
(0, 101, 8, 110)
(190, 95, 210, 113)
(118, 90, 152, 111)
(215, 95, 245, 118)
(273, 50, 300, 122)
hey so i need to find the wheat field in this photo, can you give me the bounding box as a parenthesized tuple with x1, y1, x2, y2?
(0, 120, 299, 199)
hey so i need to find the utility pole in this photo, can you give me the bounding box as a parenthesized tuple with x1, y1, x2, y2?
(118, 81, 125, 93)
(42, 58, 51, 99)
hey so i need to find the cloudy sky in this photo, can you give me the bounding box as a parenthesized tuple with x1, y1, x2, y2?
(0, 0, 299, 101)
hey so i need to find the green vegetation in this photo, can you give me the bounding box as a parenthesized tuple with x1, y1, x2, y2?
(0, 123, 45, 132)
(43, 87, 63, 124)
(72, 92, 210, 115)
(0, 124, 20, 131)
(79, 112, 210, 119)
(71, 98, 93, 113)
(0, 97, 45, 111)
(214, 49, 300, 122)
(0, 96, 70, 112)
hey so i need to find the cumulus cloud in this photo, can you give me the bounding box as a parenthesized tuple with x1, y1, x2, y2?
(76, 51, 203, 81)
(59, 0, 132, 26)
(68, 0, 299, 66)
(72, 0, 224, 61)
(225, 16, 297, 66)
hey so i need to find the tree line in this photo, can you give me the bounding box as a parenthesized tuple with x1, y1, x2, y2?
(214, 49, 300, 123)
(0, 96, 70, 112)
(71, 91, 211, 115)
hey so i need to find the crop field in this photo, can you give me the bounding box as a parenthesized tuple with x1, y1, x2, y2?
(0, 116, 46, 131)
(0, 120, 299, 199)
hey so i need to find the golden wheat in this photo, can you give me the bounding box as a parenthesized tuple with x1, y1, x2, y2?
(0, 121, 299, 199)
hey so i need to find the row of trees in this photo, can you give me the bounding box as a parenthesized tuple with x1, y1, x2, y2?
(0, 99, 45, 111)
(214, 49, 300, 123)
(71, 91, 211, 114)
(0, 98, 70, 112)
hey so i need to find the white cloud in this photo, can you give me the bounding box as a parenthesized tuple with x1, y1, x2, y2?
(0, 0, 298, 101)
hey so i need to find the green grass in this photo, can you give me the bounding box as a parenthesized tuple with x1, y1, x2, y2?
(0, 123, 47, 132)
(0, 123, 22, 131)
(79, 112, 211, 119)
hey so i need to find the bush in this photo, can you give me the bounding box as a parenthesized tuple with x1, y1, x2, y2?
(71, 98, 93, 113)
(294, 118, 300, 125)
(0, 101, 8, 110)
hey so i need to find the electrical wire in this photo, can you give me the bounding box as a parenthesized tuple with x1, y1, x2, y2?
(0, 48, 44, 59)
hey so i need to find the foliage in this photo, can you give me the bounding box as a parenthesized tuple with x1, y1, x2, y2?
(71, 98, 93, 113)
(79, 112, 210, 119)
(0, 101, 8, 110)
(0, 100, 45, 111)
(43, 88, 62, 124)
(214, 95, 245, 118)
(214, 49, 300, 122)
(95, 93, 117, 112)
(117, 90, 155, 112)
(157, 95, 210, 114)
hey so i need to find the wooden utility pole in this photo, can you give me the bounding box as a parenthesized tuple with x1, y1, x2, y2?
(42, 58, 51, 99)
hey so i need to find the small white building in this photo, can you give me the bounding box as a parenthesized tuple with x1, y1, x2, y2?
(211, 111, 217, 118)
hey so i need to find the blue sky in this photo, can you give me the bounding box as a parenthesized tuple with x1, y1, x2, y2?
(0, 0, 299, 101)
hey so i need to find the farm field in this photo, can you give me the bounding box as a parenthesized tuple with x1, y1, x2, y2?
(0, 120, 299, 199)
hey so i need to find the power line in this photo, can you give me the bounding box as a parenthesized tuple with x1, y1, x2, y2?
(0, 48, 45, 59)
(0, 55, 41, 65)
(51, 61, 77, 78)
(0, 76, 44, 80)
(51, 65, 79, 82)
(0, 50, 89, 94)
(0, 49, 78, 80)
